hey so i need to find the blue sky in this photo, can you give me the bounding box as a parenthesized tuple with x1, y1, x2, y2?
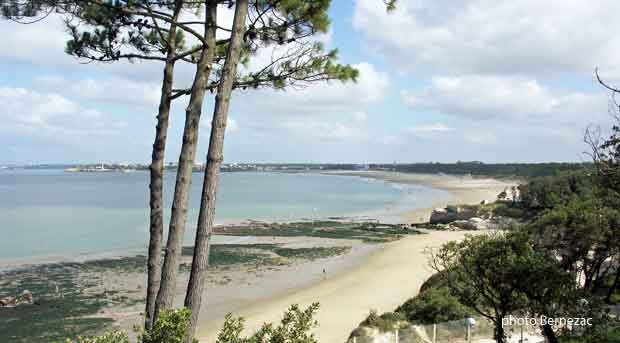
(0, 0, 618, 164)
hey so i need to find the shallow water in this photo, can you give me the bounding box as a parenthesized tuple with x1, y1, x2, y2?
(0, 169, 449, 259)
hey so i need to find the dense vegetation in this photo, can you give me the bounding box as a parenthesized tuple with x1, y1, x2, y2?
(216, 303, 320, 343)
(368, 162, 590, 179)
(424, 162, 620, 342)
(395, 287, 472, 325)
(353, 156, 620, 343)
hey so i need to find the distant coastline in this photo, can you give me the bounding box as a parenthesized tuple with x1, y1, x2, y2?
(1, 161, 589, 179)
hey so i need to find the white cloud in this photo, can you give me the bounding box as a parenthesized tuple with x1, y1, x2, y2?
(378, 135, 402, 146)
(349, 0, 617, 161)
(227, 62, 388, 143)
(0, 87, 125, 137)
(353, 0, 620, 76)
(279, 111, 369, 141)
(235, 62, 389, 117)
(402, 75, 605, 124)
(0, 16, 70, 68)
(36, 76, 161, 107)
(74, 78, 161, 107)
(0, 12, 202, 84)
(407, 123, 454, 139)
(351, 111, 368, 123)
(465, 132, 498, 145)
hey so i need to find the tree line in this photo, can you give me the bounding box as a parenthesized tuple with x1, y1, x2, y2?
(370, 162, 591, 179)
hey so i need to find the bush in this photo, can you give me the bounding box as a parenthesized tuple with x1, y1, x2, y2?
(62, 304, 321, 343)
(361, 309, 406, 332)
(140, 308, 196, 343)
(419, 270, 450, 293)
(216, 303, 320, 343)
(64, 331, 129, 343)
(519, 170, 595, 210)
(395, 287, 471, 324)
(492, 202, 528, 219)
(62, 308, 195, 343)
(559, 324, 620, 343)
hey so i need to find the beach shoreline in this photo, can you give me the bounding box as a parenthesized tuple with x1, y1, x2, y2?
(195, 230, 479, 343)
(191, 172, 517, 342)
(323, 170, 519, 223)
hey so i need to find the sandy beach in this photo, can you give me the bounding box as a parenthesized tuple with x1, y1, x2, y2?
(106, 235, 379, 336)
(195, 230, 476, 342)
(191, 172, 517, 342)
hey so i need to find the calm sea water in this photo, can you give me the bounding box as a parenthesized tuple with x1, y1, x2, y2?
(0, 169, 449, 260)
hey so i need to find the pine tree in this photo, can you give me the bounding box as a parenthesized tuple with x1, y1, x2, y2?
(2, 2, 399, 340)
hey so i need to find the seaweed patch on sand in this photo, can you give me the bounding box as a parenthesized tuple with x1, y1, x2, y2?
(0, 242, 353, 343)
(214, 221, 422, 243)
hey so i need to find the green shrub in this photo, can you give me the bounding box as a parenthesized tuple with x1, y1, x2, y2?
(493, 202, 527, 219)
(396, 287, 471, 324)
(61, 304, 322, 343)
(216, 303, 320, 343)
(61, 308, 195, 343)
(140, 308, 196, 343)
(559, 324, 620, 343)
(64, 331, 129, 343)
(216, 314, 245, 343)
(419, 270, 450, 293)
(519, 170, 595, 210)
(361, 310, 406, 332)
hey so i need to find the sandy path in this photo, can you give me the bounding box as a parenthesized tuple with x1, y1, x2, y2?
(196, 230, 474, 343)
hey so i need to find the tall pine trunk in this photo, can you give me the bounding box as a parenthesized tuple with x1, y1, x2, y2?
(154, 1, 218, 317)
(183, 0, 248, 340)
(145, 1, 183, 330)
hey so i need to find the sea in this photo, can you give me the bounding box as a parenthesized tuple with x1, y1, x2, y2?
(0, 169, 450, 261)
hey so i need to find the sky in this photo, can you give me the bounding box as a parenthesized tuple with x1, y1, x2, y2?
(1, 0, 619, 164)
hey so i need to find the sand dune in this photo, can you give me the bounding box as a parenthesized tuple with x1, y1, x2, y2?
(196, 230, 475, 343)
